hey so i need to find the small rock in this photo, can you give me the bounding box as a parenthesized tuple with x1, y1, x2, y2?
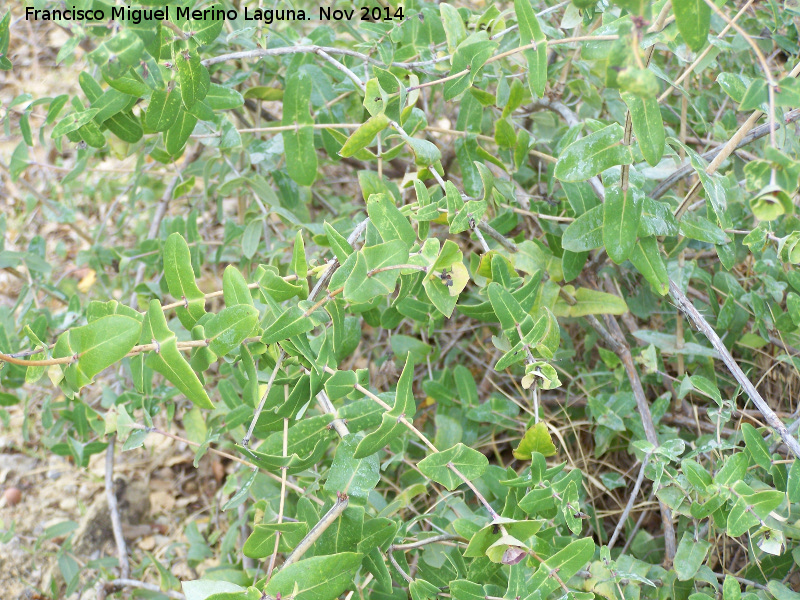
(138, 535, 156, 551)
(59, 497, 77, 511)
(4, 487, 22, 506)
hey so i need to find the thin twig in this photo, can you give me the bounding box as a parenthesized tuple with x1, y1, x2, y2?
(653, 107, 800, 200)
(473, 223, 491, 253)
(608, 454, 651, 549)
(265, 417, 290, 583)
(243, 352, 285, 447)
(281, 494, 349, 569)
(105, 435, 130, 579)
(315, 48, 366, 92)
(387, 551, 413, 584)
(317, 390, 350, 438)
(478, 221, 518, 252)
(573, 284, 677, 563)
(389, 534, 465, 551)
(132, 145, 203, 291)
(669, 280, 800, 459)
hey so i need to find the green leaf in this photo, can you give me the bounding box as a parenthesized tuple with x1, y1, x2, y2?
(554, 124, 632, 182)
(367, 194, 416, 247)
(354, 356, 416, 458)
(242, 439, 333, 474)
(255, 266, 305, 302)
(563, 287, 628, 317)
(398, 132, 442, 166)
(363, 78, 386, 117)
(88, 88, 134, 124)
(674, 532, 712, 581)
(682, 459, 713, 492)
(325, 370, 358, 400)
(741, 423, 772, 470)
(54, 315, 141, 390)
(613, 0, 649, 16)
(714, 452, 749, 486)
(205, 305, 258, 357)
(52, 109, 100, 138)
(494, 117, 517, 148)
(603, 183, 643, 263)
(723, 575, 741, 600)
(141, 300, 213, 409)
(261, 306, 314, 345)
(182, 580, 247, 600)
(450, 199, 488, 234)
(788, 459, 800, 503)
(668, 138, 729, 227)
(204, 84, 244, 110)
(324, 433, 381, 499)
(617, 66, 659, 98)
(291, 230, 308, 280)
(514, 422, 556, 459)
(464, 517, 543, 558)
(344, 240, 409, 304)
(630, 237, 668, 295)
(163, 232, 206, 330)
(515, 0, 547, 98)
(145, 89, 182, 133)
(165, 108, 197, 156)
(562, 205, 604, 252)
(357, 518, 397, 555)
(223, 265, 254, 307)
(679, 213, 729, 245)
(89, 30, 144, 76)
(768, 582, 800, 600)
(440, 3, 467, 53)
(726, 480, 784, 537)
(717, 73, 750, 104)
(324, 222, 353, 263)
(339, 114, 390, 158)
(418, 443, 489, 491)
(673, 0, 711, 52)
(187, 14, 224, 45)
(264, 553, 363, 600)
(177, 51, 210, 109)
(621, 92, 665, 167)
(253, 413, 336, 458)
(316, 504, 364, 555)
(244, 522, 308, 558)
(561, 479, 582, 535)
(105, 111, 143, 144)
(443, 33, 498, 100)
(422, 241, 467, 318)
(282, 69, 317, 186)
(409, 579, 440, 600)
(526, 537, 595, 596)
(449, 580, 485, 600)
(487, 282, 527, 330)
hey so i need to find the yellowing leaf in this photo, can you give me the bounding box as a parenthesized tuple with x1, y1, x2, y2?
(77, 269, 96, 293)
(514, 422, 556, 459)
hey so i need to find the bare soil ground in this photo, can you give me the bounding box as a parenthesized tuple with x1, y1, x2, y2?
(0, 16, 232, 598)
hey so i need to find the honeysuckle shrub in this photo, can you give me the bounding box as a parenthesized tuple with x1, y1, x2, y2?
(2, 0, 800, 598)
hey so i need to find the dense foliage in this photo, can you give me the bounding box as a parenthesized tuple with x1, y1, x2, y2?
(2, 0, 800, 599)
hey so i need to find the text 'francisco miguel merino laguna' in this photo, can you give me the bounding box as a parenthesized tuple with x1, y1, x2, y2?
(25, 5, 403, 23)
